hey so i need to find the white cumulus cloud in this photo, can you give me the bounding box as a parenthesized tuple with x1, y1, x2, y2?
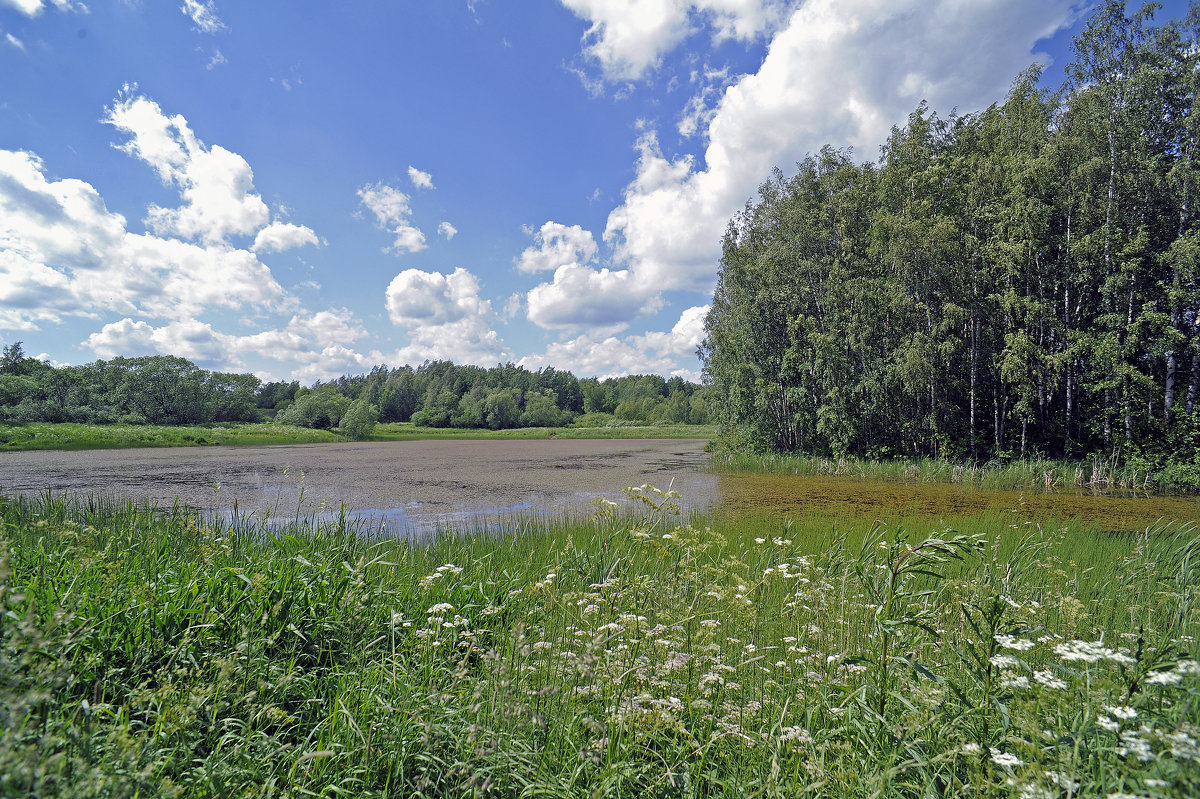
(525, 264, 660, 333)
(385, 267, 505, 365)
(516, 221, 599, 273)
(438, 221, 458, 239)
(251, 221, 320, 253)
(0, 147, 290, 331)
(561, 0, 786, 82)
(86, 308, 370, 378)
(358, 182, 427, 253)
(408, 165, 434, 189)
(104, 90, 271, 244)
(520, 304, 709, 379)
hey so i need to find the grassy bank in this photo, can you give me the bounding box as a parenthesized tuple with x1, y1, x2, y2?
(712, 449, 1193, 493)
(0, 421, 342, 451)
(0, 421, 716, 452)
(2, 489, 1197, 797)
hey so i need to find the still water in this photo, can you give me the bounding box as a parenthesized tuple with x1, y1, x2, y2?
(1, 439, 1196, 534)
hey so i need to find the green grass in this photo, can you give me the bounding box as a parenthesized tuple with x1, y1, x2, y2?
(0, 421, 342, 451)
(2, 487, 1198, 797)
(713, 449, 1175, 493)
(0, 421, 716, 452)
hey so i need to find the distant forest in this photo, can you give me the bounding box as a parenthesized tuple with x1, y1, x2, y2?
(0, 343, 711, 432)
(703, 2, 1200, 471)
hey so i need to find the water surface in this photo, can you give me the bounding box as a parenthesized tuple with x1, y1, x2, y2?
(2, 439, 1196, 534)
(0, 439, 714, 533)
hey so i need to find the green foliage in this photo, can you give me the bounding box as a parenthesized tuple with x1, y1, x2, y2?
(703, 4, 1200, 481)
(1, 489, 1197, 797)
(338, 398, 379, 440)
(275, 388, 351, 430)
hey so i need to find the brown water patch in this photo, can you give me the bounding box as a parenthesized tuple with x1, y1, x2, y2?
(715, 472, 1200, 532)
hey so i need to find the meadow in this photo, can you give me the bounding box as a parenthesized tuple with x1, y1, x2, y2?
(2, 484, 1197, 797)
(0, 421, 716, 452)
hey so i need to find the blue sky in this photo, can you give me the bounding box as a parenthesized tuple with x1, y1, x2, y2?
(1, 0, 1190, 383)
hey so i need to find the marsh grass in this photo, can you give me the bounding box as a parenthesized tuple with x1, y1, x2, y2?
(2, 487, 1198, 797)
(714, 450, 1170, 493)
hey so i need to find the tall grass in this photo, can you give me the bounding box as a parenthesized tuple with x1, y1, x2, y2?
(2, 488, 1198, 797)
(713, 450, 1166, 493)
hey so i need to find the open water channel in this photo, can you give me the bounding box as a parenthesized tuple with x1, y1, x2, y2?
(1, 438, 1197, 535)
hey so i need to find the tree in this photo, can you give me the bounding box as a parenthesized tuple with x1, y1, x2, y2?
(339, 398, 379, 440)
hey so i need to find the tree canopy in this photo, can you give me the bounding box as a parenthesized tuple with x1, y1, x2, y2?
(702, 2, 1200, 467)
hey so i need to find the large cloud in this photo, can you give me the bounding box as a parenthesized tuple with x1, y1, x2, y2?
(525, 264, 660, 333)
(562, 0, 786, 82)
(520, 304, 709, 379)
(104, 92, 271, 244)
(536, 0, 1078, 338)
(385, 268, 506, 365)
(0, 147, 288, 330)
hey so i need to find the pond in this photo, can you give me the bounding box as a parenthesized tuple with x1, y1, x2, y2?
(0, 439, 716, 533)
(1, 439, 1196, 534)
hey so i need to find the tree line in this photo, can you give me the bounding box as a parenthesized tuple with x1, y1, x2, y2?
(702, 1, 1200, 472)
(0, 343, 710, 433)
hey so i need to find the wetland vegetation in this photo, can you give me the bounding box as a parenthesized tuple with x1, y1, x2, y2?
(2, 487, 1198, 797)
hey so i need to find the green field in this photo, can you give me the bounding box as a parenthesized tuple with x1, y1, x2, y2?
(371, 422, 717, 442)
(2, 487, 1197, 797)
(0, 421, 716, 452)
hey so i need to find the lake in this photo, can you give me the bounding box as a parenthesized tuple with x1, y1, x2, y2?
(1, 438, 1196, 534)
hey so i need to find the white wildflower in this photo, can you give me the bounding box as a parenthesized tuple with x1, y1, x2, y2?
(428, 602, 454, 615)
(1033, 670, 1067, 690)
(1001, 674, 1030, 689)
(990, 749, 1023, 768)
(995, 634, 1036, 651)
(1117, 729, 1155, 762)
(991, 654, 1021, 669)
(1144, 669, 1183, 686)
(778, 725, 812, 744)
(1105, 705, 1137, 720)
(1097, 716, 1119, 732)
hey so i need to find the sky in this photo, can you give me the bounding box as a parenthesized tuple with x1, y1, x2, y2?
(0, 0, 1191, 384)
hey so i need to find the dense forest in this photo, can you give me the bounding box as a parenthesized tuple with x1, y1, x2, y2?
(0, 343, 710, 433)
(703, 1, 1200, 472)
